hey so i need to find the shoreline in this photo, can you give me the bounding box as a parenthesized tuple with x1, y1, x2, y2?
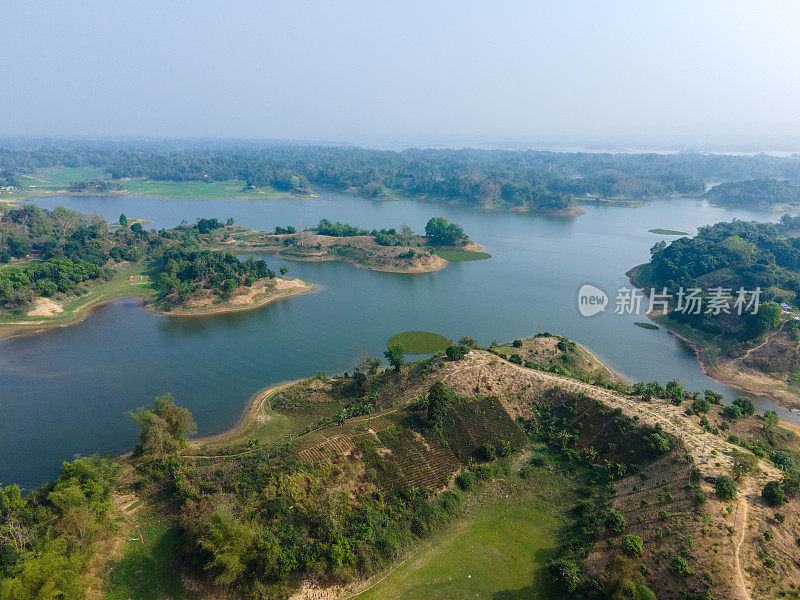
(0, 279, 317, 340)
(627, 264, 800, 411)
(187, 380, 300, 448)
(144, 279, 317, 317)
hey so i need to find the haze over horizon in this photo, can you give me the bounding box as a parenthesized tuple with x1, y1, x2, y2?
(2, 1, 800, 152)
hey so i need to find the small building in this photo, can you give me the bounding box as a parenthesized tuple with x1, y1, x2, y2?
(780, 302, 792, 311)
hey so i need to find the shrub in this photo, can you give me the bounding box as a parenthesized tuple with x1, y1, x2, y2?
(621, 534, 644, 557)
(762, 480, 786, 506)
(548, 557, 581, 593)
(445, 344, 469, 360)
(455, 470, 476, 491)
(732, 396, 756, 416)
(605, 509, 628, 534)
(477, 443, 497, 461)
(669, 556, 692, 575)
(763, 529, 774, 541)
(648, 433, 671, 454)
(715, 475, 738, 500)
(509, 353, 523, 365)
(512, 339, 523, 348)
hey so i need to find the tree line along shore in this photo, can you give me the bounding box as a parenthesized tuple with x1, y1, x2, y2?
(6, 144, 800, 214)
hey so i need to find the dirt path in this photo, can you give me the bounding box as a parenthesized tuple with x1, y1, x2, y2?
(732, 486, 752, 600)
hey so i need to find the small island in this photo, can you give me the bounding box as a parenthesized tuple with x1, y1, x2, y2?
(209, 216, 486, 273)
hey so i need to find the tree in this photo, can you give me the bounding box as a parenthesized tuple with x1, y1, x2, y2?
(118, 213, 128, 228)
(605, 509, 628, 534)
(746, 302, 781, 338)
(621, 534, 644, 557)
(427, 381, 452, 428)
(384, 343, 405, 373)
(715, 475, 738, 500)
(731, 449, 761, 481)
(445, 344, 469, 360)
(762, 481, 786, 506)
(424, 217, 465, 245)
(127, 393, 197, 456)
(548, 557, 581, 593)
(279, 265, 289, 276)
(459, 336, 477, 349)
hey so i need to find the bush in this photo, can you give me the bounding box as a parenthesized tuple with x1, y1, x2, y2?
(477, 442, 497, 461)
(512, 339, 523, 348)
(445, 344, 469, 360)
(715, 475, 738, 500)
(621, 534, 644, 557)
(548, 557, 581, 593)
(605, 509, 628, 534)
(762, 480, 786, 507)
(509, 353, 523, 365)
(669, 556, 692, 575)
(455, 470, 476, 491)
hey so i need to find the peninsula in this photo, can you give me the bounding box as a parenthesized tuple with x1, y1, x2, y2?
(629, 215, 800, 408)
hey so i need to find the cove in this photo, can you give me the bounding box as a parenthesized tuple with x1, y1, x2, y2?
(0, 191, 792, 489)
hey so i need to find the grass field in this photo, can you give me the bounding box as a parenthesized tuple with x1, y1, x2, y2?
(103, 511, 191, 600)
(433, 249, 492, 261)
(2, 166, 305, 202)
(355, 455, 571, 600)
(388, 330, 451, 354)
(649, 228, 689, 235)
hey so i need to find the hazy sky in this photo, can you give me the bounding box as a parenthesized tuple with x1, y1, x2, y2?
(2, 1, 800, 149)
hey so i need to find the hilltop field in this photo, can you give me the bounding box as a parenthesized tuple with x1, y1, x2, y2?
(4, 333, 798, 600)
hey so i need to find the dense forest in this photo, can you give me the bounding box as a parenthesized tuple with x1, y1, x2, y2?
(645, 217, 800, 298)
(704, 178, 800, 208)
(636, 216, 800, 368)
(7, 142, 800, 211)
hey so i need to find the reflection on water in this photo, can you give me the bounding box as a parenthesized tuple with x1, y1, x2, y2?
(0, 191, 792, 489)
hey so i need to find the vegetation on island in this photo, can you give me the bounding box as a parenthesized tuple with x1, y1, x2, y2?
(2, 335, 798, 600)
(208, 216, 481, 273)
(0, 205, 310, 326)
(648, 228, 689, 236)
(704, 178, 800, 209)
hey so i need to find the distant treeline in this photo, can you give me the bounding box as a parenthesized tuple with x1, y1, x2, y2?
(11, 143, 800, 211)
(704, 177, 800, 208)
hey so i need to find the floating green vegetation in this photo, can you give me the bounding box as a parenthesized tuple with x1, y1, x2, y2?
(649, 228, 689, 236)
(634, 322, 659, 330)
(434, 249, 492, 261)
(388, 330, 451, 354)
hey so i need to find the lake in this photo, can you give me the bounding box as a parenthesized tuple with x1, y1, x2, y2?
(0, 191, 793, 489)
